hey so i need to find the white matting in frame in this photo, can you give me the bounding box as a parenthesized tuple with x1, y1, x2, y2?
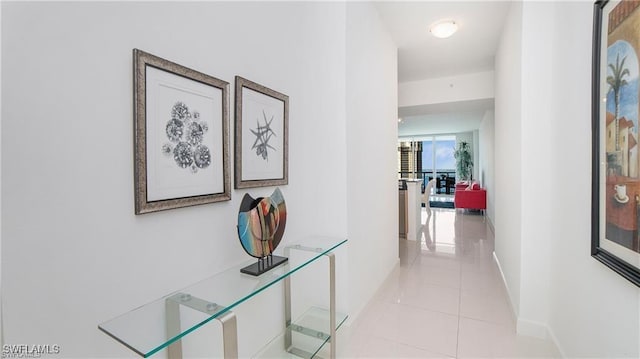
(234, 76, 289, 189)
(592, 1, 640, 286)
(146, 66, 224, 201)
(134, 49, 230, 214)
(241, 87, 285, 181)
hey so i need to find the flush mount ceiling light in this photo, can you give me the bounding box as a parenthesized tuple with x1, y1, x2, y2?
(429, 20, 458, 39)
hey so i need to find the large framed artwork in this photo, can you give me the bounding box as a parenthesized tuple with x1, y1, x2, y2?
(133, 49, 230, 214)
(593, 0, 640, 286)
(234, 76, 289, 189)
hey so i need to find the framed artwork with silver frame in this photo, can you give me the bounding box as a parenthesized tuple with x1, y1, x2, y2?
(234, 76, 289, 189)
(133, 49, 230, 214)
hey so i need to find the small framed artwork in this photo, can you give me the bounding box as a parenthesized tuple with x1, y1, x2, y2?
(133, 49, 230, 214)
(234, 76, 289, 189)
(592, 0, 640, 286)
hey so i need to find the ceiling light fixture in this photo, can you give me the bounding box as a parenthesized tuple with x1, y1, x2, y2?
(430, 20, 458, 39)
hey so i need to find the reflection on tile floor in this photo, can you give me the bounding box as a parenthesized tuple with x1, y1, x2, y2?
(344, 208, 560, 358)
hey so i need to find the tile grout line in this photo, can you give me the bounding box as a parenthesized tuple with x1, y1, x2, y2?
(456, 220, 463, 359)
(455, 279, 463, 358)
(351, 210, 554, 358)
(453, 209, 463, 359)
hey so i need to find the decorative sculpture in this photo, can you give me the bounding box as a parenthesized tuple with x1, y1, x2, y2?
(237, 188, 288, 275)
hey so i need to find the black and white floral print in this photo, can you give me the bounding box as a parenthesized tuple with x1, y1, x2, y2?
(162, 101, 211, 173)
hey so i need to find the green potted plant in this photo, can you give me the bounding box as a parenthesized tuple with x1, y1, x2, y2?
(454, 141, 473, 181)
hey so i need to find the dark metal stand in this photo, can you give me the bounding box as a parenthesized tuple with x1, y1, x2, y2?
(240, 255, 288, 276)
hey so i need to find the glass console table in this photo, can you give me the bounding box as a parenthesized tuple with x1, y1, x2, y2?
(98, 237, 347, 359)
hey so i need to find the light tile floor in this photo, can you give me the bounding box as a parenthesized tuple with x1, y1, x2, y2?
(343, 208, 560, 358)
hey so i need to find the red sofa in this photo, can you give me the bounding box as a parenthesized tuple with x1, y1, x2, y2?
(454, 182, 487, 211)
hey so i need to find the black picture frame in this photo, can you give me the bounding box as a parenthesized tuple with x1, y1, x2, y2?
(133, 49, 231, 214)
(592, 0, 640, 286)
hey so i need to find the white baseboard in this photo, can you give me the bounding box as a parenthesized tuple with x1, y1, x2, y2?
(546, 325, 567, 358)
(345, 258, 400, 328)
(486, 216, 495, 234)
(517, 318, 548, 339)
(492, 252, 517, 320)
(493, 253, 564, 356)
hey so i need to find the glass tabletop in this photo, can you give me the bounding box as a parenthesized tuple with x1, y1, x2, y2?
(98, 237, 347, 358)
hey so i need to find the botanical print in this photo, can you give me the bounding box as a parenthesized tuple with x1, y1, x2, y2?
(162, 101, 211, 174)
(240, 86, 285, 182)
(251, 110, 277, 161)
(134, 49, 230, 214)
(234, 76, 288, 189)
(604, 0, 640, 254)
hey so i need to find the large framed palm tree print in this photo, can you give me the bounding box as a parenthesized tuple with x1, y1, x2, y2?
(593, 0, 640, 286)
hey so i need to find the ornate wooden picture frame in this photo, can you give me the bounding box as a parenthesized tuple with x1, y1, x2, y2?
(133, 49, 230, 214)
(234, 76, 289, 189)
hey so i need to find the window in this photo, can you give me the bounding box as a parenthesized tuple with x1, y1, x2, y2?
(397, 141, 422, 179)
(422, 136, 456, 177)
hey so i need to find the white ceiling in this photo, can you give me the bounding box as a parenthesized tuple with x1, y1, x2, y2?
(374, 1, 511, 83)
(399, 98, 494, 118)
(398, 99, 493, 137)
(398, 111, 483, 138)
(374, 1, 508, 137)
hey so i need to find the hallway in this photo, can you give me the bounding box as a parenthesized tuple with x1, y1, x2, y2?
(344, 209, 560, 358)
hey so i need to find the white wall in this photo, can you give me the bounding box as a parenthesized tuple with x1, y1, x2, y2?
(547, 2, 640, 357)
(345, 2, 399, 321)
(1, 2, 367, 357)
(493, 0, 523, 316)
(398, 70, 494, 108)
(479, 110, 495, 225)
(517, 0, 554, 338)
(495, 1, 640, 356)
(398, 110, 486, 137)
(0, 1, 3, 348)
(494, 0, 567, 339)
